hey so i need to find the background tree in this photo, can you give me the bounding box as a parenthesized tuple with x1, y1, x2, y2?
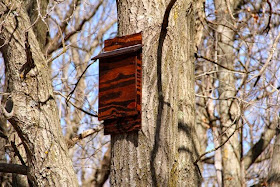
(195, 0, 280, 186)
(0, 0, 78, 185)
(0, 0, 115, 186)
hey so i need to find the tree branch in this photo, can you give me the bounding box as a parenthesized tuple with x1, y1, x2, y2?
(54, 91, 98, 117)
(194, 122, 238, 164)
(195, 53, 247, 73)
(251, 31, 280, 87)
(242, 119, 277, 170)
(11, 140, 26, 166)
(45, 1, 103, 55)
(83, 146, 110, 187)
(0, 163, 28, 175)
(65, 59, 97, 103)
(67, 127, 102, 148)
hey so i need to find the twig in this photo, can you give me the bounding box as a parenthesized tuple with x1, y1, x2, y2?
(226, 0, 237, 22)
(54, 91, 97, 117)
(263, 0, 272, 34)
(194, 124, 237, 165)
(46, 1, 103, 55)
(250, 31, 280, 87)
(195, 53, 247, 73)
(66, 59, 97, 103)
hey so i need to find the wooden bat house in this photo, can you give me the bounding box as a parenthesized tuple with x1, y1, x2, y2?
(92, 33, 142, 135)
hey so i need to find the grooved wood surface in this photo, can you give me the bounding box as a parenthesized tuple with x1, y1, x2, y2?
(104, 33, 142, 51)
(98, 33, 142, 134)
(99, 55, 138, 120)
(104, 115, 141, 135)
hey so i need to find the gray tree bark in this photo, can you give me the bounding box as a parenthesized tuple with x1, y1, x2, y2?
(25, 0, 49, 52)
(0, 1, 78, 186)
(110, 0, 200, 186)
(194, 0, 208, 164)
(268, 120, 280, 186)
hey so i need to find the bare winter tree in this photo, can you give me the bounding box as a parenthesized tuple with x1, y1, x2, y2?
(194, 0, 280, 186)
(0, 0, 115, 186)
(0, 0, 78, 185)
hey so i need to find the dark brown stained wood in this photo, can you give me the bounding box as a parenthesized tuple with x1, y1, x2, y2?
(99, 55, 136, 72)
(97, 33, 142, 134)
(136, 53, 142, 112)
(104, 32, 142, 52)
(98, 56, 137, 120)
(103, 115, 141, 135)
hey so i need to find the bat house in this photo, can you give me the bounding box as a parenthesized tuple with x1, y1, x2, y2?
(92, 33, 142, 135)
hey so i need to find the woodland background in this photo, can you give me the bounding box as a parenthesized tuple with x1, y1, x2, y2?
(0, 0, 279, 186)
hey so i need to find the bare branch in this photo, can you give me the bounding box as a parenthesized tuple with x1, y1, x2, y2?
(83, 146, 110, 187)
(67, 127, 103, 148)
(66, 59, 97, 102)
(243, 119, 277, 170)
(0, 163, 28, 175)
(194, 121, 238, 165)
(53, 91, 98, 117)
(195, 53, 247, 73)
(251, 32, 280, 87)
(45, 1, 103, 55)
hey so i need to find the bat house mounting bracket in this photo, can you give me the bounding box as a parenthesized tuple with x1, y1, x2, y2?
(92, 33, 142, 135)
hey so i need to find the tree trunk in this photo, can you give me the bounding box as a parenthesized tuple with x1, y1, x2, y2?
(214, 0, 242, 186)
(25, 0, 49, 52)
(268, 128, 280, 186)
(0, 1, 78, 186)
(110, 0, 200, 186)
